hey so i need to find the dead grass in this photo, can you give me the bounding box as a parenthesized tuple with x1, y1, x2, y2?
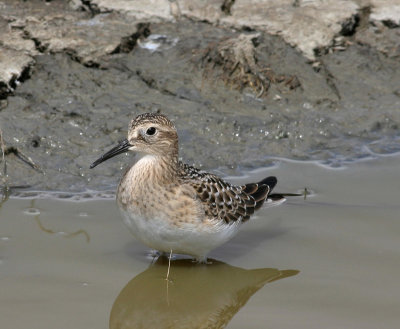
(199, 33, 300, 97)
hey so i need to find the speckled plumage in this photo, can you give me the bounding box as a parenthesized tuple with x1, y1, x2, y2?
(91, 113, 283, 261)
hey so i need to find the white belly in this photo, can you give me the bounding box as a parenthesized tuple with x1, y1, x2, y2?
(118, 205, 241, 261)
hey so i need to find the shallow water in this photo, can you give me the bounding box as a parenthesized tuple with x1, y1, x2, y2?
(1, 156, 399, 329)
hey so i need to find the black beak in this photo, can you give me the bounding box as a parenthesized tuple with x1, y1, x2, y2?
(90, 139, 131, 169)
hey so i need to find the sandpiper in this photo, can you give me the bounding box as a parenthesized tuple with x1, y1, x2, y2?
(90, 113, 285, 262)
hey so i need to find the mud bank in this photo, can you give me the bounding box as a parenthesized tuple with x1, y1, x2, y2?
(0, 0, 399, 193)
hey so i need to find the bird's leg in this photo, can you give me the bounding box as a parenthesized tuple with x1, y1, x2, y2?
(149, 249, 161, 264)
(165, 249, 173, 281)
(193, 255, 212, 264)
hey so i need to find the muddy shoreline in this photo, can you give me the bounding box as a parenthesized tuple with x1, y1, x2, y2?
(0, 0, 399, 194)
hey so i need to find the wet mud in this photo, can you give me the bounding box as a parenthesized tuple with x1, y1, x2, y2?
(0, 2, 399, 194)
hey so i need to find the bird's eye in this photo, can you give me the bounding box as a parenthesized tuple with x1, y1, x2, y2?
(146, 127, 157, 136)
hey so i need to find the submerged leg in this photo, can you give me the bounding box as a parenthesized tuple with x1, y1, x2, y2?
(149, 249, 161, 264)
(193, 255, 211, 264)
(165, 249, 173, 281)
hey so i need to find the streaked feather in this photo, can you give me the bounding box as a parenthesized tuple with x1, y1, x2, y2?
(178, 162, 281, 224)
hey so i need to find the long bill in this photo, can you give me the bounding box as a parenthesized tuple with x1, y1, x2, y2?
(90, 139, 131, 169)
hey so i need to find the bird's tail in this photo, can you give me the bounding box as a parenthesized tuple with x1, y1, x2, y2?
(243, 176, 277, 210)
(244, 176, 303, 210)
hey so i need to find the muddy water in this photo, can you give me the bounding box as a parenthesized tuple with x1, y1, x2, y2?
(1, 155, 399, 329)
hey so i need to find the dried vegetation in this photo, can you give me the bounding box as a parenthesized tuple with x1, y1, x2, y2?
(200, 34, 301, 97)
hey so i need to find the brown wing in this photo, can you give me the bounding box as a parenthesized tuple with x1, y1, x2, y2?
(179, 163, 273, 224)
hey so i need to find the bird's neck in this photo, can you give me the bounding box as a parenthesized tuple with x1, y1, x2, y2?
(133, 153, 179, 186)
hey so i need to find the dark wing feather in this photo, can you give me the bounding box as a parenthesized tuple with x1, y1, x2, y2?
(243, 176, 278, 210)
(179, 163, 276, 224)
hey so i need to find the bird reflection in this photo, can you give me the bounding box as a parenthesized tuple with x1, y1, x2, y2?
(110, 257, 299, 329)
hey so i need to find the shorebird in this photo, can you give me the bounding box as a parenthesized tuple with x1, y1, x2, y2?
(90, 113, 285, 262)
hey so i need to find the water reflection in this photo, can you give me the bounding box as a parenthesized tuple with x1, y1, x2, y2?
(110, 257, 299, 329)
